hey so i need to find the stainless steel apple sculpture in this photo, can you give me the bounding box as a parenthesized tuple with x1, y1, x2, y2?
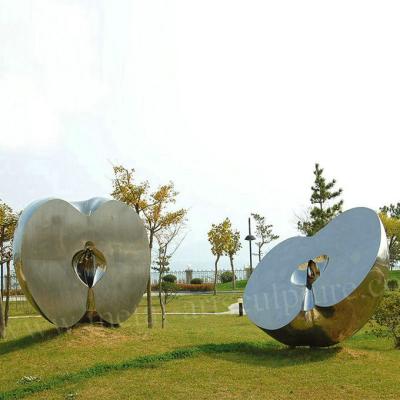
(13, 198, 150, 328)
(244, 207, 389, 347)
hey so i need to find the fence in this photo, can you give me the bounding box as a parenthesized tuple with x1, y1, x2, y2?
(150, 269, 251, 285)
(1, 271, 23, 297)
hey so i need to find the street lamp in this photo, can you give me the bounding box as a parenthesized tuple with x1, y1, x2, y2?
(245, 217, 256, 273)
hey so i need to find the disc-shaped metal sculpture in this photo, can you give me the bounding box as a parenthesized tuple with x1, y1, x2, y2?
(13, 198, 150, 328)
(244, 207, 389, 347)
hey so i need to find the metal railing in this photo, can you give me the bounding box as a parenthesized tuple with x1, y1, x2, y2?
(150, 269, 251, 285)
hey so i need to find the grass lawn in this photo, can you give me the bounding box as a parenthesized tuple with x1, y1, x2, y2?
(216, 280, 247, 291)
(1, 294, 399, 399)
(389, 270, 400, 282)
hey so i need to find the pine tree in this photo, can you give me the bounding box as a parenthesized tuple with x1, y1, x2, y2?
(297, 163, 343, 236)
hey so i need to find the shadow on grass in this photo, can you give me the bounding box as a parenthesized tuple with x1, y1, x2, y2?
(197, 341, 341, 367)
(0, 328, 61, 356)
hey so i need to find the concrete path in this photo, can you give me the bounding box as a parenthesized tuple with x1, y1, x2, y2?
(9, 302, 245, 319)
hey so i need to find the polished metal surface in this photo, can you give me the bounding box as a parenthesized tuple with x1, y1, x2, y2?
(244, 207, 389, 347)
(13, 198, 150, 328)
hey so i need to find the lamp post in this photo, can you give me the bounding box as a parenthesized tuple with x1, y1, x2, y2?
(245, 217, 256, 273)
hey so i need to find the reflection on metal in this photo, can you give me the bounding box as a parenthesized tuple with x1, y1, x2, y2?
(13, 198, 150, 328)
(244, 207, 389, 347)
(72, 241, 107, 288)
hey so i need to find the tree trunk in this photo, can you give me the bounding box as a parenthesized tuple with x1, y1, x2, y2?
(4, 259, 10, 326)
(0, 263, 3, 298)
(146, 278, 153, 328)
(158, 267, 166, 329)
(258, 246, 261, 262)
(160, 297, 166, 329)
(0, 226, 4, 297)
(0, 285, 4, 339)
(213, 255, 220, 295)
(230, 255, 236, 290)
(147, 235, 154, 329)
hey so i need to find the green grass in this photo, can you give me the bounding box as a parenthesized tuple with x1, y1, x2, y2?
(389, 270, 400, 282)
(1, 294, 399, 399)
(7, 301, 38, 317)
(216, 279, 247, 291)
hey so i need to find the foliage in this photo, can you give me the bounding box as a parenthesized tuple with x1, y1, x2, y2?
(0, 201, 18, 243)
(111, 165, 150, 214)
(208, 218, 231, 258)
(111, 164, 187, 328)
(162, 274, 177, 283)
(224, 228, 241, 259)
(251, 213, 279, 261)
(0, 200, 19, 339)
(208, 218, 232, 294)
(159, 282, 178, 302)
(220, 271, 235, 283)
(297, 163, 343, 236)
(371, 291, 400, 348)
(379, 203, 400, 270)
(176, 283, 214, 292)
(190, 278, 203, 284)
(387, 279, 399, 291)
(224, 222, 241, 290)
(151, 283, 214, 292)
(142, 182, 187, 250)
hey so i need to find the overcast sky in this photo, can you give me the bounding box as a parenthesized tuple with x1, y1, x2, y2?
(0, 1, 399, 270)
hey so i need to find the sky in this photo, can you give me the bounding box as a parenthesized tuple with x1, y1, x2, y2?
(0, 1, 399, 270)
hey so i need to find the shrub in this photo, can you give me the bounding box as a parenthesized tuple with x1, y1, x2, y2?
(177, 283, 214, 292)
(371, 291, 400, 348)
(162, 274, 177, 283)
(151, 283, 214, 292)
(220, 271, 234, 283)
(387, 279, 399, 291)
(190, 278, 203, 284)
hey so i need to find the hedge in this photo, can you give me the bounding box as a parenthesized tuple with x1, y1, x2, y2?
(151, 283, 214, 292)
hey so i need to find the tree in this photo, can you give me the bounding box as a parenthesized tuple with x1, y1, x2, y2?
(379, 203, 400, 270)
(0, 200, 18, 339)
(371, 292, 400, 349)
(208, 218, 231, 295)
(297, 163, 343, 236)
(111, 165, 150, 214)
(224, 221, 241, 290)
(111, 165, 187, 328)
(251, 213, 279, 262)
(142, 184, 186, 328)
(153, 221, 186, 328)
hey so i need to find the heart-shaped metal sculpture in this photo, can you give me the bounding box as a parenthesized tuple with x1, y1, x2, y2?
(13, 198, 150, 328)
(244, 207, 389, 347)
